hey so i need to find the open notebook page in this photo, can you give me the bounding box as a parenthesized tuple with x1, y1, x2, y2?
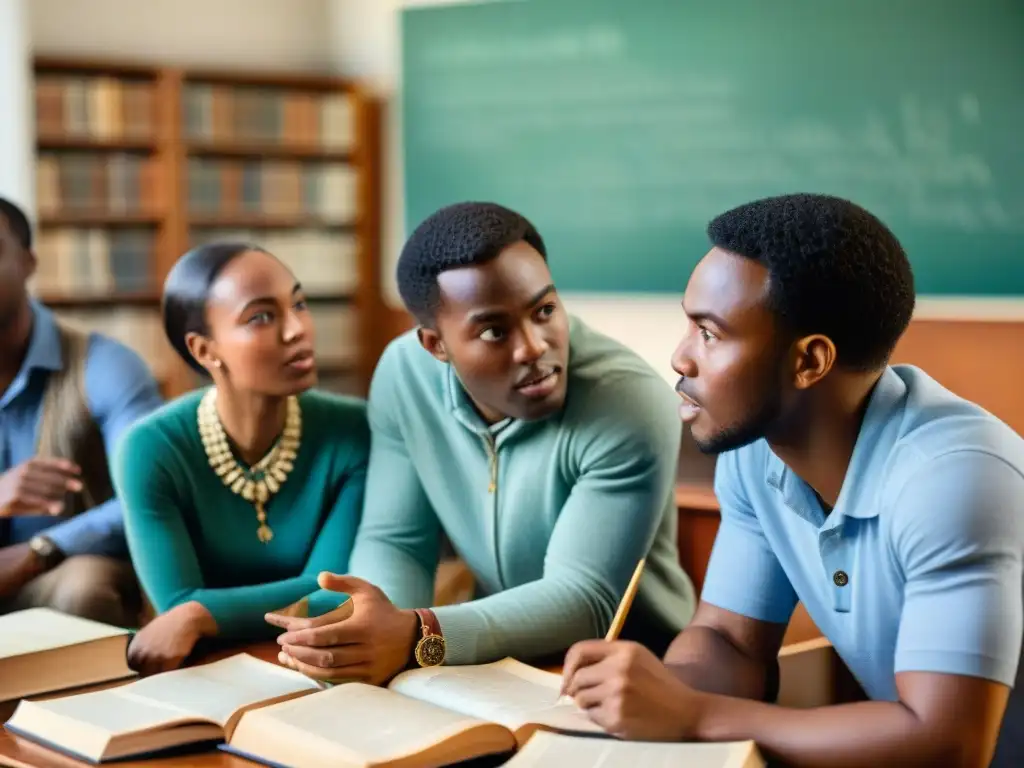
(505, 731, 762, 768)
(388, 658, 603, 735)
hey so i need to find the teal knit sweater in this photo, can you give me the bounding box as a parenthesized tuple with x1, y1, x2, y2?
(112, 388, 369, 638)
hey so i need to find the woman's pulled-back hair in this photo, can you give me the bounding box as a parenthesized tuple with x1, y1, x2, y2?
(162, 241, 264, 374)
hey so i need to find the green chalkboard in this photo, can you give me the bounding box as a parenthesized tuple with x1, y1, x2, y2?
(401, 0, 1024, 296)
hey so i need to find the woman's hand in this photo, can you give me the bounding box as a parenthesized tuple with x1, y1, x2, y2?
(127, 601, 216, 677)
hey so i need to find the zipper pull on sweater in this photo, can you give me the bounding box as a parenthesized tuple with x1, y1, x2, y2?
(483, 435, 498, 493)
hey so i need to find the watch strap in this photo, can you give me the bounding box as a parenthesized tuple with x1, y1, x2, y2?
(414, 608, 442, 638)
(412, 608, 446, 667)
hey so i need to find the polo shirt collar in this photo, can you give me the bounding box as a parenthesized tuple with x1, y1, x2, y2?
(765, 366, 908, 520)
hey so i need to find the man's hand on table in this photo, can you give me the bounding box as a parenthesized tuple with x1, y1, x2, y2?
(265, 573, 420, 686)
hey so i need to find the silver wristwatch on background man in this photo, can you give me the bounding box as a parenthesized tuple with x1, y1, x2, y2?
(28, 535, 65, 571)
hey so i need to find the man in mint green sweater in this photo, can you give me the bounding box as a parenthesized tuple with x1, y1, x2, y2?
(268, 202, 696, 684)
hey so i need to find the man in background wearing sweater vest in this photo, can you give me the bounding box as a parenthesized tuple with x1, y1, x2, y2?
(0, 197, 163, 627)
(269, 201, 697, 685)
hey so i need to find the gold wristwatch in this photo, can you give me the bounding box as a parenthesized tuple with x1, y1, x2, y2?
(412, 608, 446, 667)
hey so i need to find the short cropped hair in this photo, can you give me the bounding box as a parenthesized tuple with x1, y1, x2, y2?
(707, 193, 915, 371)
(162, 241, 266, 374)
(396, 202, 547, 325)
(0, 197, 33, 249)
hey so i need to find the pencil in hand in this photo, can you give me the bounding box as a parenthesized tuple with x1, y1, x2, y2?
(557, 558, 646, 705)
(604, 557, 646, 642)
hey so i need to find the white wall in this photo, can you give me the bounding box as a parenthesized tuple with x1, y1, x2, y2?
(0, 0, 34, 217)
(31, 0, 334, 71)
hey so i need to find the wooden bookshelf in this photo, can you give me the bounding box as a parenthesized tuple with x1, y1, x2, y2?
(30, 57, 383, 400)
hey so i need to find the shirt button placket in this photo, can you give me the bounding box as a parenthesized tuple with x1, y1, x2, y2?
(819, 528, 852, 613)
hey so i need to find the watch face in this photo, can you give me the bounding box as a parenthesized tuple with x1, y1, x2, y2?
(31, 537, 54, 557)
(415, 635, 446, 667)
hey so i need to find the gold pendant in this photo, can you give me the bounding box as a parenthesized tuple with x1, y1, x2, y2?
(255, 501, 273, 544)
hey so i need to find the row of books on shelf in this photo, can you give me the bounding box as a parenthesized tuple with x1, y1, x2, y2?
(35, 154, 358, 223)
(184, 83, 353, 149)
(33, 73, 355, 149)
(34, 228, 152, 294)
(46, 305, 360, 391)
(36, 153, 160, 218)
(190, 228, 358, 295)
(33, 227, 356, 297)
(36, 75, 154, 142)
(187, 159, 357, 222)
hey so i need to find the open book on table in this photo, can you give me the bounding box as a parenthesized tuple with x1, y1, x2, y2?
(221, 657, 761, 768)
(4, 653, 321, 763)
(0, 608, 135, 702)
(220, 656, 601, 767)
(6, 651, 763, 768)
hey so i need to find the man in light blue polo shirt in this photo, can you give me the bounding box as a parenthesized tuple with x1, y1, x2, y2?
(561, 193, 1024, 767)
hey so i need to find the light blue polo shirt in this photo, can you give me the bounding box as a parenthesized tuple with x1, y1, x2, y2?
(703, 364, 1024, 703)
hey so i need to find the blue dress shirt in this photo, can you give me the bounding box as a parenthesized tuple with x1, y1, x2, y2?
(0, 301, 163, 557)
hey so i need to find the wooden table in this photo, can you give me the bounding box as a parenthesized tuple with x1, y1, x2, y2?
(0, 642, 283, 768)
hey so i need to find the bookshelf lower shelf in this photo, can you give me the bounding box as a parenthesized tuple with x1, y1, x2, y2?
(38, 292, 160, 308)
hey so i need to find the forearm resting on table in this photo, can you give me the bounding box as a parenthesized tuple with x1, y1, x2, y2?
(665, 626, 779, 702)
(697, 694, 995, 768)
(175, 600, 219, 636)
(156, 576, 323, 638)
